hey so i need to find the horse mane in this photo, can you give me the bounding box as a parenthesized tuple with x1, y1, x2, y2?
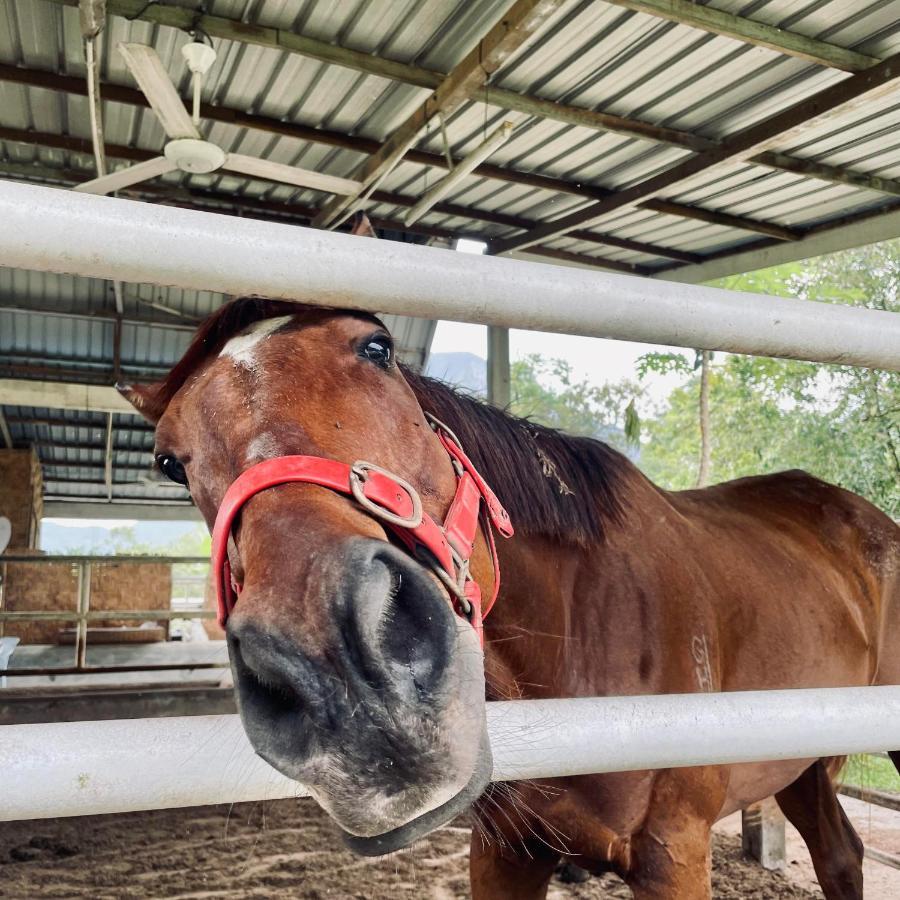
(157, 297, 628, 544)
(401, 369, 628, 544)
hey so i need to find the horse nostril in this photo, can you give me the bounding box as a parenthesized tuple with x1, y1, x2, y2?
(377, 559, 455, 698)
(228, 624, 307, 723)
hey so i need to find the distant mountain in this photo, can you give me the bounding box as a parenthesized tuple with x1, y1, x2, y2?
(425, 352, 487, 397)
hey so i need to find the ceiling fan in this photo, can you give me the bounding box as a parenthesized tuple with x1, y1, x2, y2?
(75, 41, 362, 198)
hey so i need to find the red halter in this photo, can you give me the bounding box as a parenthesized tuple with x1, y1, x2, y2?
(211, 416, 513, 644)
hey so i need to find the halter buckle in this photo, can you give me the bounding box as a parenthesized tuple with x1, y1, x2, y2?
(349, 461, 424, 530)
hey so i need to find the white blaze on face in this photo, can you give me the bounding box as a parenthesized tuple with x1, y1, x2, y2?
(220, 315, 294, 371)
(245, 432, 282, 464)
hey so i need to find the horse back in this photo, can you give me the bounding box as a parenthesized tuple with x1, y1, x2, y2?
(667, 469, 900, 691)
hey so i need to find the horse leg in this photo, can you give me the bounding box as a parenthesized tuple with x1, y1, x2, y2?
(469, 832, 559, 900)
(890, 750, 900, 776)
(774, 759, 863, 899)
(626, 816, 713, 899)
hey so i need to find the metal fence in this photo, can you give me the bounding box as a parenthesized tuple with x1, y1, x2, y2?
(0, 554, 217, 677)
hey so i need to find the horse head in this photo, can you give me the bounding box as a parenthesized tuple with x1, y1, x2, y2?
(120, 294, 502, 854)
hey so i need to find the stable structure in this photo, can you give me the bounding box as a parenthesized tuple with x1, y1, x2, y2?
(3, 0, 900, 517)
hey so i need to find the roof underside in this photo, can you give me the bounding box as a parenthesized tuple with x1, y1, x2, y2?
(2, 0, 900, 512)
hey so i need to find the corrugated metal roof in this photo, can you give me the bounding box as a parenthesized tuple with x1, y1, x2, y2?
(2, 0, 900, 509)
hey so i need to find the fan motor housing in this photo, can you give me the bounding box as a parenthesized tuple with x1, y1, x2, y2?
(164, 139, 226, 174)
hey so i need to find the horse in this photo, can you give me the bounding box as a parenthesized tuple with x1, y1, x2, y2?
(121, 290, 900, 899)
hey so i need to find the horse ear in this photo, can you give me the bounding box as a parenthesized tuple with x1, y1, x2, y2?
(116, 381, 166, 425)
(350, 211, 378, 239)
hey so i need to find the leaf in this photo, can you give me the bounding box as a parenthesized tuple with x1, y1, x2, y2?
(624, 399, 641, 447)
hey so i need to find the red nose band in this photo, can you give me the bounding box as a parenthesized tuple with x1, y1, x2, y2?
(210, 415, 513, 645)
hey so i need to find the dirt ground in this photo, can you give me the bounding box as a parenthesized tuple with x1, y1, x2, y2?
(0, 799, 822, 899)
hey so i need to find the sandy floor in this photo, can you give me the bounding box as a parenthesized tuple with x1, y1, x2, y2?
(716, 794, 899, 900)
(0, 798, 837, 899)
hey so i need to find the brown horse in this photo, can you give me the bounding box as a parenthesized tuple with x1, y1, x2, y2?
(122, 294, 900, 899)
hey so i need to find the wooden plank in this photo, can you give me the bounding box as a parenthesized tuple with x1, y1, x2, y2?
(312, 0, 565, 229)
(656, 200, 900, 284)
(741, 799, 786, 870)
(838, 782, 900, 813)
(0, 409, 13, 449)
(642, 198, 801, 242)
(602, 0, 879, 72)
(0, 379, 133, 413)
(491, 53, 900, 254)
(755, 150, 900, 197)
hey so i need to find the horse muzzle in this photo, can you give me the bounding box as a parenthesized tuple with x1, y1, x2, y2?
(226, 538, 491, 852)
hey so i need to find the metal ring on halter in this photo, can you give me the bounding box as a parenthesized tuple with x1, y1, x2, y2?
(414, 544, 473, 617)
(424, 412, 465, 449)
(349, 461, 424, 530)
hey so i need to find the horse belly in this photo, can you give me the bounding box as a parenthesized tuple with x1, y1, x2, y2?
(716, 759, 814, 820)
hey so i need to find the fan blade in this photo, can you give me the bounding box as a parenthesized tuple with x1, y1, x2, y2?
(74, 157, 179, 195)
(119, 42, 200, 140)
(223, 154, 361, 195)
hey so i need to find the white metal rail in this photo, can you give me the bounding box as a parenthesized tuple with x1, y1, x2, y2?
(2, 180, 900, 371)
(2, 686, 900, 821)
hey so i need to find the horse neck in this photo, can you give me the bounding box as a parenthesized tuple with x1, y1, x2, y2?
(483, 465, 670, 701)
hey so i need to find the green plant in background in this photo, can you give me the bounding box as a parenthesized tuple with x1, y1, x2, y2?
(841, 754, 900, 793)
(637, 240, 900, 518)
(509, 353, 644, 452)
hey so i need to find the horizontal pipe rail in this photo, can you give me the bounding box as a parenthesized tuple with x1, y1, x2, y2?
(838, 783, 900, 812)
(0, 554, 208, 564)
(0, 609, 216, 621)
(2, 685, 899, 822)
(865, 846, 900, 870)
(1, 181, 900, 370)
(1, 662, 226, 677)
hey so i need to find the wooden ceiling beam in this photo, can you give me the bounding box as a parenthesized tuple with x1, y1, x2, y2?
(601, 1, 879, 73)
(491, 52, 900, 254)
(312, 0, 566, 229)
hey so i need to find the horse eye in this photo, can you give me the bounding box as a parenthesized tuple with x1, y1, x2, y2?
(361, 334, 393, 368)
(156, 454, 188, 486)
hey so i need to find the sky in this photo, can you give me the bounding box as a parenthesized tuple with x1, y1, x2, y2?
(430, 320, 689, 408)
(437, 238, 690, 407)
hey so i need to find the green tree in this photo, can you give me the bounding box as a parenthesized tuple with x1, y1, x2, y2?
(638, 240, 900, 517)
(509, 354, 642, 452)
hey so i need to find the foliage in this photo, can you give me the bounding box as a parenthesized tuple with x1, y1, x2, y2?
(841, 754, 900, 794)
(637, 241, 900, 518)
(509, 354, 643, 452)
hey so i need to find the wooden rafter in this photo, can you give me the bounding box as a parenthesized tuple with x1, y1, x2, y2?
(491, 53, 900, 255)
(4, 61, 899, 210)
(601, 0, 879, 73)
(657, 199, 900, 284)
(312, 0, 565, 229)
